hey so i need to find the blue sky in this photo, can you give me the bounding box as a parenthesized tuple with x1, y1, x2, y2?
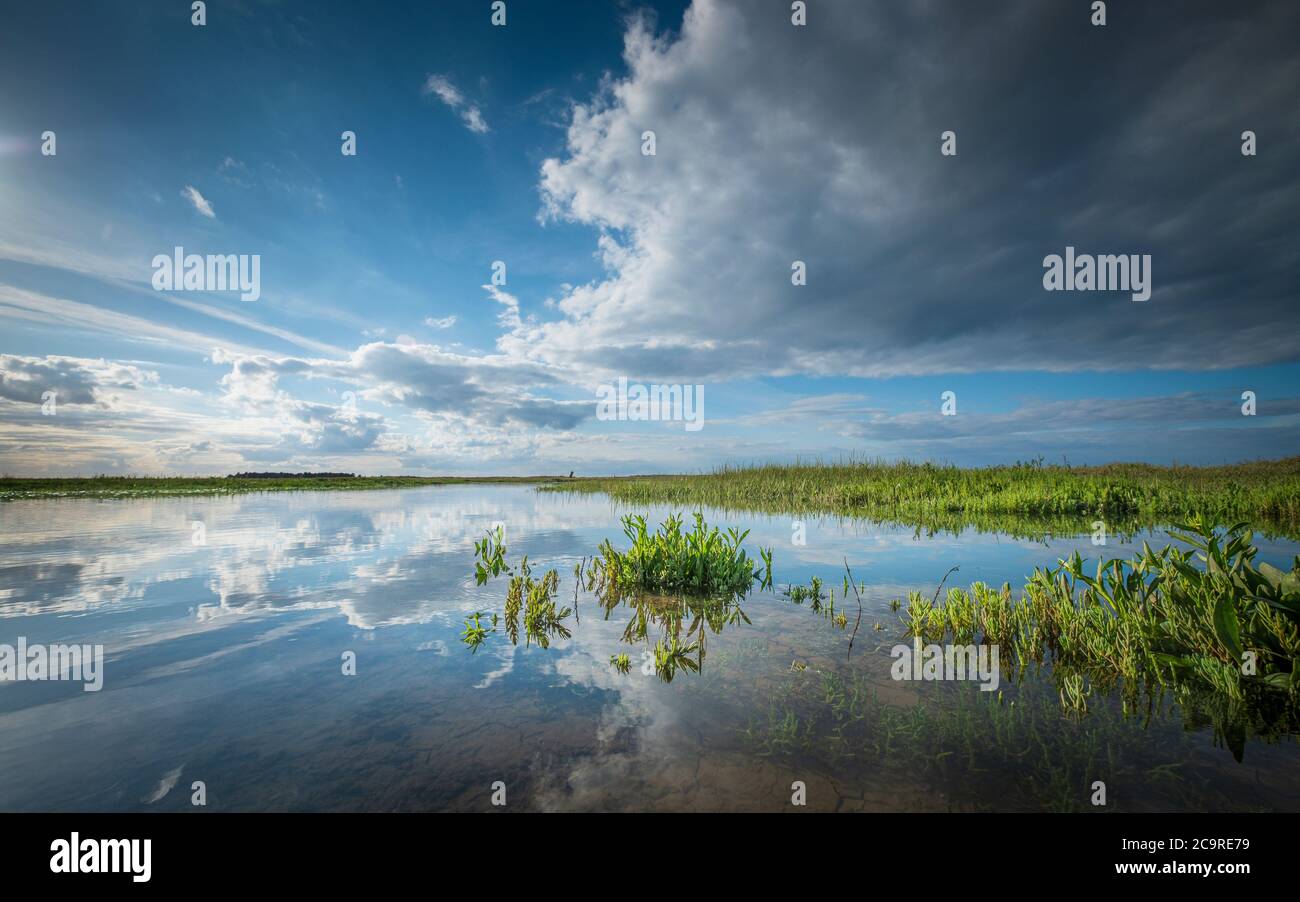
(0, 0, 1297, 475)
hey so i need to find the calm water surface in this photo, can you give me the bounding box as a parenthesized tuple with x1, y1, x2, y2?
(2, 485, 1298, 812)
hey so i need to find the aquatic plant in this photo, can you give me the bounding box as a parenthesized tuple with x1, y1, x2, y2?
(893, 518, 1300, 751)
(744, 667, 1256, 811)
(0, 474, 568, 502)
(460, 611, 493, 653)
(784, 576, 826, 606)
(473, 525, 511, 585)
(784, 576, 849, 630)
(471, 528, 571, 649)
(542, 456, 1300, 539)
(610, 653, 631, 674)
(588, 513, 774, 599)
(507, 557, 569, 648)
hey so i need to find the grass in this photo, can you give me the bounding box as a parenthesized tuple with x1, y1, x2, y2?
(743, 673, 1238, 811)
(0, 473, 578, 501)
(543, 456, 1300, 538)
(892, 517, 1300, 754)
(585, 512, 773, 600)
(467, 514, 770, 681)
(469, 527, 572, 650)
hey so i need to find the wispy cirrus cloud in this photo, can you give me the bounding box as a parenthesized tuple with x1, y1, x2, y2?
(421, 74, 489, 134)
(180, 185, 216, 219)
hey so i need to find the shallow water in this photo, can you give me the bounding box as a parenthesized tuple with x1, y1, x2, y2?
(1, 484, 1297, 812)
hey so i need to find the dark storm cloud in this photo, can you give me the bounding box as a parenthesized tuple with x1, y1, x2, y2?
(528, 0, 1300, 380)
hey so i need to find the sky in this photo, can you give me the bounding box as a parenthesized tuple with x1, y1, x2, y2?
(0, 0, 1297, 476)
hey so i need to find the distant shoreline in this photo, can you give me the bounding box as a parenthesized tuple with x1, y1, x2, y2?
(5, 459, 1298, 533)
(0, 474, 602, 502)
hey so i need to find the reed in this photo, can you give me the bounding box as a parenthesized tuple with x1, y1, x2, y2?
(543, 456, 1300, 538)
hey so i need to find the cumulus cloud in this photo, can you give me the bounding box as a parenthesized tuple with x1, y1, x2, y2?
(0, 354, 158, 406)
(180, 185, 216, 219)
(522, 0, 1300, 381)
(215, 340, 591, 445)
(422, 74, 489, 134)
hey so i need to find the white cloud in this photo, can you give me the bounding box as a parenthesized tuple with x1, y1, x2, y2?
(522, 0, 1300, 381)
(422, 74, 489, 134)
(180, 185, 216, 219)
(423, 315, 457, 330)
(0, 354, 157, 406)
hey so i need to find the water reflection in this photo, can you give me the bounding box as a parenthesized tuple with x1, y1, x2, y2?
(0, 485, 1297, 811)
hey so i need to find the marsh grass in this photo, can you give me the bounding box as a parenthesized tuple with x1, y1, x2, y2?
(744, 669, 1262, 811)
(467, 527, 571, 650)
(896, 517, 1300, 753)
(782, 577, 849, 629)
(586, 513, 773, 599)
(0, 473, 575, 501)
(544, 456, 1300, 538)
(467, 514, 771, 681)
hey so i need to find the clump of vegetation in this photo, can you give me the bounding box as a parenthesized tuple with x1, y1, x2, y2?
(586, 513, 773, 599)
(460, 611, 494, 653)
(465, 527, 571, 651)
(592, 581, 752, 683)
(783, 576, 848, 629)
(465, 516, 772, 678)
(784, 576, 826, 606)
(895, 518, 1300, 753)
(544, 456, 1300, 538)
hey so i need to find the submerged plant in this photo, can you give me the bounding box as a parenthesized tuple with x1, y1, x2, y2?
(784, 576, 849, 630)
(460, 611, 493, 653)
(889, 519, 1300, 752)
(505, 556, 569, 649)
(471, 528, 571, 650)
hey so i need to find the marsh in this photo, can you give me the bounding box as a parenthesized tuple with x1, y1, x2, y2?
(1, 483, 1298, 812)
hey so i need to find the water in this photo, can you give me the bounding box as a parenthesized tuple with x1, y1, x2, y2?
(1, 484, 1298, 812)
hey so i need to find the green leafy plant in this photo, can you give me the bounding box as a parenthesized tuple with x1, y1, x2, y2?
(889, 518, 1300, 752)
(460, 611, 493, 653)
(473, 525, 511, 586)
(587, 513, 773, 600)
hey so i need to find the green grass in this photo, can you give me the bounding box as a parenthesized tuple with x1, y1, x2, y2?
(586, 512, 773, 600)
(543, 456, 1300, 538)
(467, 515, 769, 681)
(0, 474, 577, 501)
(896, 517, 1300, 754)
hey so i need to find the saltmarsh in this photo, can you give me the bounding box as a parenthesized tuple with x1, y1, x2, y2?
(543, 456, 1300, 538)
(0, 474, 570, 501)
(890, 517, 1300, 754)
